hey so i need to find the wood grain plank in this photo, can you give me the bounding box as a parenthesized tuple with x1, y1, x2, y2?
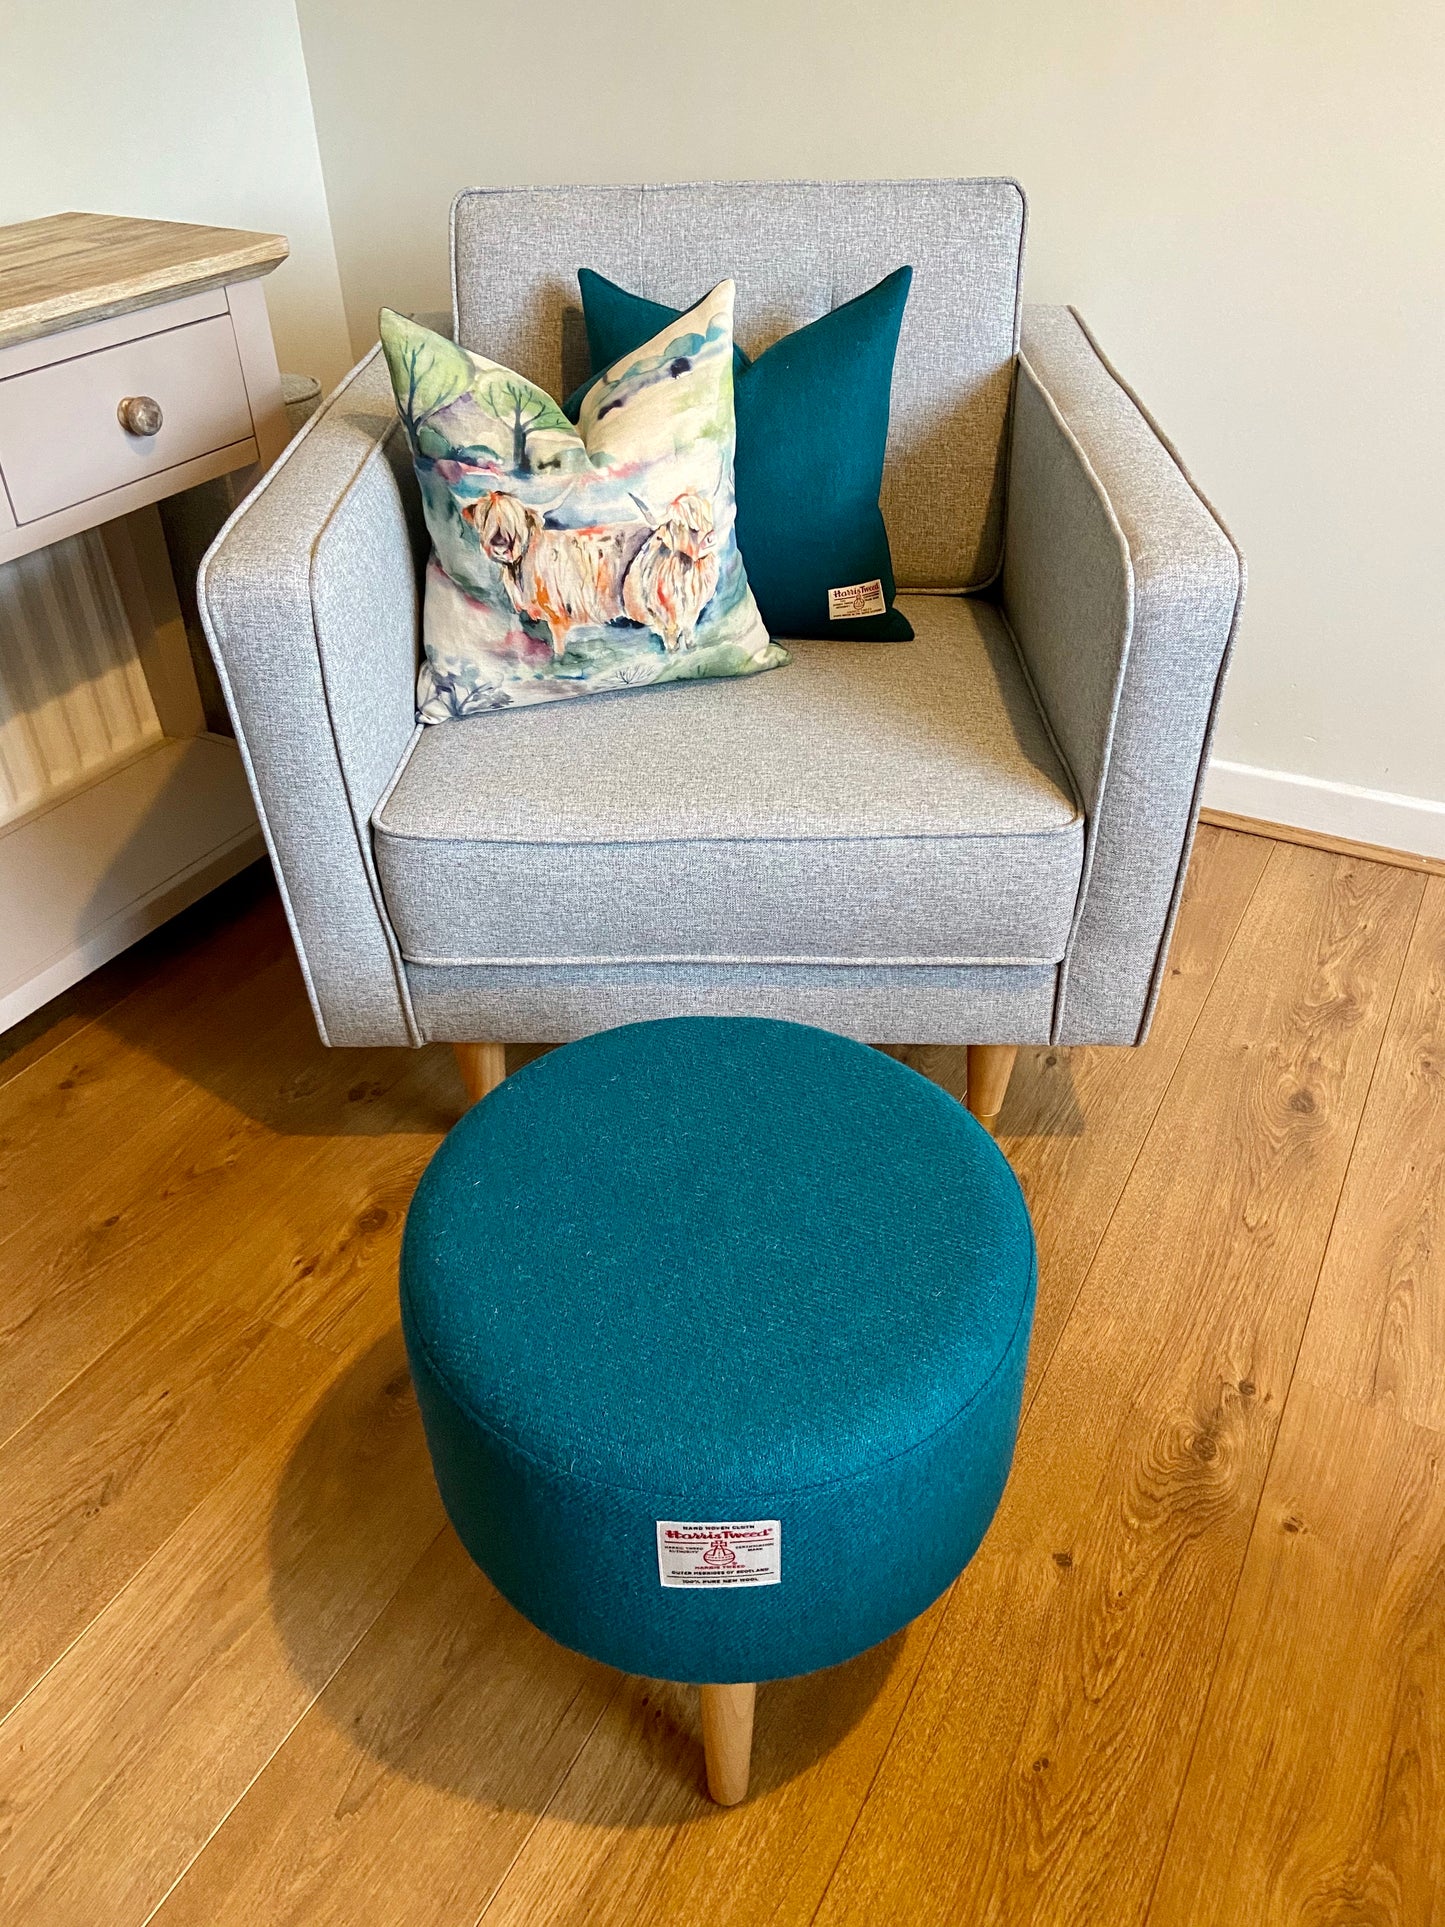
(0, 906, 456, 1443)
(0, 1107, 425, 1448)
(0, 898, 296, 1251)
(0, 1327, 443, 1927)
(0, 862, 271, 1091)
(477, 1607, 944, 1927)
(1291, 876, 1445, 1432)
(999, 822, 1269, 1394)
(0, 886, 447, 1262)
(1148, 881, 1445, 1923)
(0, 1292, 325, 1718)
(0, 211, 287, 348)
(4, 827, 1439, 1927)
(812, 845, 1424, 1927)
(896, 824, 1269, 1398)
(149, 1532, 617, 1927)
(1148, 1380, 1444, 1925)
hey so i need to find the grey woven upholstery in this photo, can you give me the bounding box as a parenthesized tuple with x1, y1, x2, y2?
(1008, 307, 1242, 1041)
(200, 178, 1241, 1054)
(199, 348, 422, 1046)
(451, 179, 1025, 591)
(374, 597, 1082, 969)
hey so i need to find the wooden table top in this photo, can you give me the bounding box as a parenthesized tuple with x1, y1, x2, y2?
(0, 212, 289, 349)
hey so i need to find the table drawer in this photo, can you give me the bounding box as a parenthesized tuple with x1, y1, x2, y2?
(0, 315, 256, 525)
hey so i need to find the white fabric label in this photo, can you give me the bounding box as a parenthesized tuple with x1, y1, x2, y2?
(827, 579, 887, 620)
(656, 1520, 781, 1588)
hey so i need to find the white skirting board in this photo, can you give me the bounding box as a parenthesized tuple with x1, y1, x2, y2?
(1204, 758, 1445, 863)
(0, 732, 264, 1032)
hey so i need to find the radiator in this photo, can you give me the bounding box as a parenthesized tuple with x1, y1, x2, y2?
(0, 530, 162, 829)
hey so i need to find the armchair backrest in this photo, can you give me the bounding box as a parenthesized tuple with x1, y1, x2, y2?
(450, 179, 1025, 591)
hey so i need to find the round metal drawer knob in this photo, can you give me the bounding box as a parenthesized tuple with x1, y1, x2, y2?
(118, 395, 163, 437)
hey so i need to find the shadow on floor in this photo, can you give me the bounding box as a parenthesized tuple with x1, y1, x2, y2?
(1002, 1046, 1088, 1138)
(10, 860, 460, 1138)
(0, 860, 277, 1078)
(268, 1332, 906, 1811)
(896, 1042, 1087, 1139)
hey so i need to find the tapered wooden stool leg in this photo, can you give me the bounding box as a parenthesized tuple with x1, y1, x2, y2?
(453, 1041, 507, 1107)
(700, 1682, 755, 1805)
(966, 1043, 1018, 1136)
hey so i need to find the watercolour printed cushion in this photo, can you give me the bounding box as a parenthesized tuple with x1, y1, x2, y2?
(379, 285, 787, 722)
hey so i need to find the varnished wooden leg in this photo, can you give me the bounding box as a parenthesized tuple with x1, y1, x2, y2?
(700, 1682, 755, 1805)
(966, 1044, 1018, 1136)
(452, 1041, 507, 1108)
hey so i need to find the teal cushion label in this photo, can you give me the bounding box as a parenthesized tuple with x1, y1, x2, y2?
(828, 578, 888, 621)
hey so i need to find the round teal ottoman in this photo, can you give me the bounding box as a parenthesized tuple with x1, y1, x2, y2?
(401, 1016, 1035, 1799)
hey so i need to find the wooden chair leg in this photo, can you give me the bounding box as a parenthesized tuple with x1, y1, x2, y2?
(966, 1044, 1018, 1136)
(453, 1042, 507, 1108)
(700, 1681, 755, 1805)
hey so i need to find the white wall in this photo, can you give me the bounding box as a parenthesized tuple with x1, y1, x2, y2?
(1, 0, 353, 391)
(293, 0, 1445, 845)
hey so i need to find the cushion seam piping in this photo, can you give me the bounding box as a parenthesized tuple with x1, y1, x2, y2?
(400, 952, 1060, 969)
(372, 820, 1084, 848)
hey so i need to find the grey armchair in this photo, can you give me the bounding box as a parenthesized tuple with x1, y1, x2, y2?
(200, 179, 1241, 1128)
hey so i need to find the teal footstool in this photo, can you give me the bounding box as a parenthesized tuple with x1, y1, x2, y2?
(401, 1016, 1035, 1802)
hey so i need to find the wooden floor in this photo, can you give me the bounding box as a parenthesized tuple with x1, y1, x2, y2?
(0, 824, 1441, 1926)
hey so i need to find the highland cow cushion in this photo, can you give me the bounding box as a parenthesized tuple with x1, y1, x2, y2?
(379, 285, 787, 722)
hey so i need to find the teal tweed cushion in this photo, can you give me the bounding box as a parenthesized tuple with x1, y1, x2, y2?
(400, 1017, 1035, 1684)
(565, 270, 915, 641)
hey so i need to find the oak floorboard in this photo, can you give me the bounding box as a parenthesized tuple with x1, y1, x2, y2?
(995, 822, 1269, 1395)
(0, 1288, 325, 1720)
(0, 1113, 423, 1449)
(1147, 1382, 1444, 1925)
(0, 865, 276, 1094)
(0, 1327, 444, 1927)
(0, 891, 296, 1245)
(0, 904, 458, 1446)
(149, 1532, 617, 1927)
(0, 887, 453, 1274)
(811, 845, 1424, 1927)
(1290, 875, 1445, 1432)
(1147, 877, 1445, 1924)
(477, 1606, 944, 1927)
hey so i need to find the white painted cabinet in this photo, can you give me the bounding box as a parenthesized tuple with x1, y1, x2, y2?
(0, 213, 292, 1029)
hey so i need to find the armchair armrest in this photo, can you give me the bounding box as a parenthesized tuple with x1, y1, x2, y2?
(199, 346, 427, 1046)
(1003, 306, 1244, 1045)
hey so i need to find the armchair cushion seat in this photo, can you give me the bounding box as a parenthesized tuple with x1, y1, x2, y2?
(371, 594, 1083, 970)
